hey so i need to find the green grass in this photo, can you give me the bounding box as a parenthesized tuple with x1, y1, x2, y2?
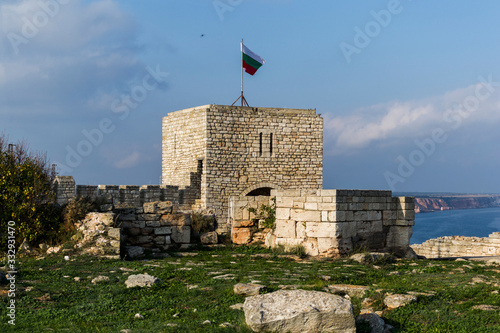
(1, 246, 499, 332)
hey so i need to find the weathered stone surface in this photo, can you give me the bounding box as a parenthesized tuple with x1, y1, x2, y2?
(124, 246, 144, 259)
(171, 226, 191, 244)
(200, 231, 218, 244)
(355, 313, 388, 333)
(107, 228, 121, 240)
(91, 276, 110, 284)
(232, 228, 251, 245)
(384, 294, 417, 309)
(472, 304, 500, 311)
(327, 284, 369, 298)
(160, 214, 191, 226)
(125, 274, 161, 288)
(349, 252, 392, 264)
(233, 220, 255, 228)
(243, 289, 355, 333)
(233, 283, 266, 296)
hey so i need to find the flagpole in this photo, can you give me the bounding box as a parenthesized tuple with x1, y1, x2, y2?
(240, 38, 244, 106)
(232, 38, 249, 107)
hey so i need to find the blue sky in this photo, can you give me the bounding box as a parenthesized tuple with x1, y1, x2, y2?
(1, 0, 500, 193)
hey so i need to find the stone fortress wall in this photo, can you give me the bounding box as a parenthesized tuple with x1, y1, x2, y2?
(162, 105, 323, 233)
(411, 233, 500, 258)
(230, 189, 415, 256)
(53, 104, 418, 257)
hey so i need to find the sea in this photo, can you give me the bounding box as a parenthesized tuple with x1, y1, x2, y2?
(411, 207, 500, 245)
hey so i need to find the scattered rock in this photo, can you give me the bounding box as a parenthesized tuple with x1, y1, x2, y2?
(349, 252, 391, 264)
(472, 304, 500, 311)
(91, 276, 110, 284)
(201, 320, 212, 325)
(47, 246, 61, 254)
(243, 289, 355, 333)
(327, 284, 369, 298)
(134, 313, 144, 319)
(212, 273, 236, 280)
(233, 283, 266, 296)
(125, 273, 161, 288)
(64, 256, 70, 261)
(356, 313, 388, 333)
(220, 322, 236, 328)
(166, 323, 177, 327)
(230, 303, 244, 311)
(39, 243, 49, 251)
(25, 286, 34, 292)
(74, 277, 82, 282)
(384, 294, 417, 309)
(200, 231, 218, 244)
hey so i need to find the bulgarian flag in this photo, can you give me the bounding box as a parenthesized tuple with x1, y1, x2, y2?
(241, 43, 265, 75)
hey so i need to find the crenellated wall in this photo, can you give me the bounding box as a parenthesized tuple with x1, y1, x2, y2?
(53, 176, 195, 208)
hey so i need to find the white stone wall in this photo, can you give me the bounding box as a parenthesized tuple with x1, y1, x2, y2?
(411, 233, 500, 258)
(230, 189, 414, 256)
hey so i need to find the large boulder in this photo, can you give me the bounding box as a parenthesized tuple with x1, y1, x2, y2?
(243, 289, 355, 333)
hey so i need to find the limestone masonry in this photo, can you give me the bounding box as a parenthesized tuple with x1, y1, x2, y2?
(55, 104, 416, 256)
(162, 105, 323, 232)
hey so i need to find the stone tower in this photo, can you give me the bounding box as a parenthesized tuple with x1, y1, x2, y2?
(162, 104, 323, 233)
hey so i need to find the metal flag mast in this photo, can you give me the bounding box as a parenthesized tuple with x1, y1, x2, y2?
(232, 38, 249, 107)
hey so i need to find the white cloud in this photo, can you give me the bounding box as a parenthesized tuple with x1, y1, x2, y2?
(114, 149, 141, 169)
(0, 0, 146, 116)
(324, 78, 500, 155)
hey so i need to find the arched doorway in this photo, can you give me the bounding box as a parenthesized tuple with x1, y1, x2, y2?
(242, 182, 283, 197)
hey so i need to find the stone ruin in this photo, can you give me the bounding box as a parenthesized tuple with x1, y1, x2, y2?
(55, 104, 416, 258)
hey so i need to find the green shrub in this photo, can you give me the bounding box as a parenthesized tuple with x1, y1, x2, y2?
(248, 197, 276, 229)
(0, 134, 60, 249)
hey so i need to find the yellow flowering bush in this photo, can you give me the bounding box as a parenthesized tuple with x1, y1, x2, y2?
(0, 134, 61, 250)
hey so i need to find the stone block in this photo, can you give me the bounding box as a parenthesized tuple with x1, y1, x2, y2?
(328, 210, 345, 222)
(233, 220, 255, 228)
(276, 196, 294, 208)
(357, 220, 383, 234)
(146, 221, 160, 227)
(304, 202, 318, 210)
(317, 202, 337, 210)
(395, 219, 415, 226)
(171, 226, 191, 244)
(200, 231, 218, 244)
(398, 209, 415, 220)
(290, 209, 321, 222)
(232, 228, 251, 245)
(154, 236, 165, 245)
(160, 214, 191, 226)
(337, 222, 357, 238)
(305, 222, 338, 238)
(107, 228, 121, 240)
(275, 220, 296, 238)
(302, 238, 319, 256)
(276, 207, 290, 220)
(140, 214, 161, 221)
(154, 226, 172, 235)
(295, 221, 306, 239)
(386, 226, 413, 249)
(353, 211, 368, 221)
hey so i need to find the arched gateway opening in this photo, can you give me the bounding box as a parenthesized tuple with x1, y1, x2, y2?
(242, 182, 283, 197)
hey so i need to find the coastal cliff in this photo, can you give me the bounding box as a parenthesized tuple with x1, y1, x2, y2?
(413, 195, 500, 213)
